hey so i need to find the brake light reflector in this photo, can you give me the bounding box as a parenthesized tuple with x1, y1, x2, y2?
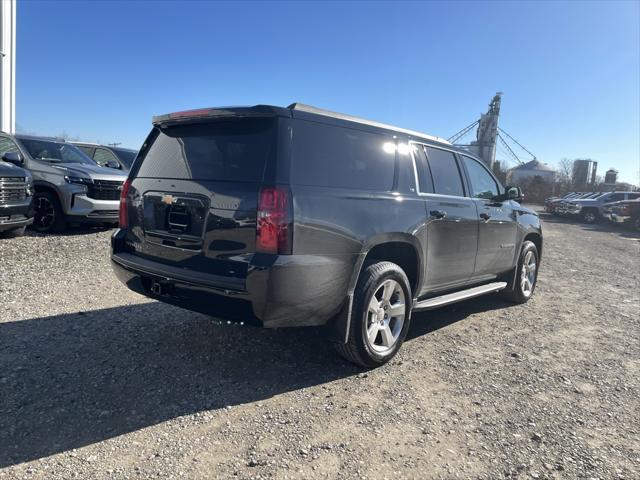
(119, 178, 131, 228)
(256, 186, 292, 254)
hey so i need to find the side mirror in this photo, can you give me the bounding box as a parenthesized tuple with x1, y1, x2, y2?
(2, 151, 24, 166)
(506, 186, 524, 202)
(105, 159, 120, 169)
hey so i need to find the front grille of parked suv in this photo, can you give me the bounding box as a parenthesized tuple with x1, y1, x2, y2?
(87, 179, 123, 201)
(0, 176, 27, 203)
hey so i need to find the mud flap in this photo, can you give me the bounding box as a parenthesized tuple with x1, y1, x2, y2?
(325, 294, 353, 344)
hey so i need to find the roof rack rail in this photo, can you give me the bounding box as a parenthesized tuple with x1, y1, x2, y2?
(288, 103, 450, 145)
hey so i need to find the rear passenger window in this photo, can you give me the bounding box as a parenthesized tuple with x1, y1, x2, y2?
(425, 146, 464, 197)
(411, 144, 433, 193)
(291, 121, 395, 191)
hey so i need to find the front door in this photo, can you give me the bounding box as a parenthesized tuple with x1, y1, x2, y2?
(460, 155, 518, 279)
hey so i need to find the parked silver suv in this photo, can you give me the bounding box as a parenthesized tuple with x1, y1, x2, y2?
(0, 133, 127, 233)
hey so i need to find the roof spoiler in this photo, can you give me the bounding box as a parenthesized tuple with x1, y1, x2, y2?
(152, 105, 288, 126)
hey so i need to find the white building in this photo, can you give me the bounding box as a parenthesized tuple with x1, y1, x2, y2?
(507, 160, 556, 185)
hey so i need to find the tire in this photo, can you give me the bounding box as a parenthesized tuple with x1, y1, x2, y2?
(0, 226, 26, 238)
(334, 261, 412, 368)
(32, 191, 66, 233)
(501, 241, 539, 304)
(582, 209, 598, 223)
(633, 217, 640, 233)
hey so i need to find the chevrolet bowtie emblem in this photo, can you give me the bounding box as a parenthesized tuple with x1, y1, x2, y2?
(161, 194, 176, 205)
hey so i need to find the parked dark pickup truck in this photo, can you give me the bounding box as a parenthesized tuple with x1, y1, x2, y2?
(0, 152, 34, 237)
(112, 103, 543, 367)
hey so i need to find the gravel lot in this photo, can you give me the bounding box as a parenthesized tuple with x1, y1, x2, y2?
(1, 208, 639, 480)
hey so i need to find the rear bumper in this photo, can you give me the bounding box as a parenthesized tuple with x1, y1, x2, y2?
(111, 230, 353, 328)
(0, 200, 34, 232)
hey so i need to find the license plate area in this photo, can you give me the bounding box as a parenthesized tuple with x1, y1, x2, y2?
(143, 192, 210, 250)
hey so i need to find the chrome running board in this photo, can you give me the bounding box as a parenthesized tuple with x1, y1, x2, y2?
(413, 282, 507, 311)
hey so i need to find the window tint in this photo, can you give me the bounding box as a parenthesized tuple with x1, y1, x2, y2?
(397, 149, 417, 193)
(626, 193, 640, 200)
(137, 119, 275, 181)
(291, 120, 395, 190)
(411, 144, 433, 193)
(424, 146, 464, 197)
(94, 148, 119, 167)
(608, 193, 625, 202)
(462, 156, 499, 199)
(0, 136, 20, 156)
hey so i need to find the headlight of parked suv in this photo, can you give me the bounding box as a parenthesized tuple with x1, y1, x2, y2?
(64, 175, 93, 186)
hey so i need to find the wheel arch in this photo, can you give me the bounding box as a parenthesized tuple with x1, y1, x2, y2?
(350, 234, 423, 297)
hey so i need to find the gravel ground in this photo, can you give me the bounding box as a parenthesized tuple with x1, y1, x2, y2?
(1, 208, 639, 479)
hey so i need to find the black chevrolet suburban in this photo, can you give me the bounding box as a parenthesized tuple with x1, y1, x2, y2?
(112, 103, 542, 367)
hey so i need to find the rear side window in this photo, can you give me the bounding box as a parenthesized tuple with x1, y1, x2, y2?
(291, 120, 395, 190)
(136, 119, 275, 181)
(411, 144, 433, 193)
(425, 146, 464, 197)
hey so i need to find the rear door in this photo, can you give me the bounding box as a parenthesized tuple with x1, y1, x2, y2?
(460, 155, 518, 279)
(413, 144, 478, 293)
(125, 118, 277, 279)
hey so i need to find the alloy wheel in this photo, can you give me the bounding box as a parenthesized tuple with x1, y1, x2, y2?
(520, 250, 537, 297)
(365, 279, 406, 355)
(34, 196, 56, 231)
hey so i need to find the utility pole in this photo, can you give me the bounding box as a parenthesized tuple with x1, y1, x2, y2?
(0, 0, 17, 134)
(469, 92, 502, 168)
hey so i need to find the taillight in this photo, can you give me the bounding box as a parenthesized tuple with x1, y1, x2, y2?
(256, 186, 292, 254)
(118, 179, 131, 228)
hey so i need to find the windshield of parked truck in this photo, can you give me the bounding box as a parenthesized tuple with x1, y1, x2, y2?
(19, 139, 96, 165)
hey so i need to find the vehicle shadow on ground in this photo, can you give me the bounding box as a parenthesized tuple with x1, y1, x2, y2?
(25, 224, 116, 238)
(538, 212, 640, 240)
(1, 296, 510, 467)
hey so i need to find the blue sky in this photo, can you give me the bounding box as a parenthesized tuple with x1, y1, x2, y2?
(16, 0, 640, 184)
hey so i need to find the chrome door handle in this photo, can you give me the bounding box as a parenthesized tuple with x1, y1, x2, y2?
(430, 210, 447, 219)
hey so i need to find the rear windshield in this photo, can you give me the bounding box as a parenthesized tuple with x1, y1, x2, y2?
(136, 119, 275, 181)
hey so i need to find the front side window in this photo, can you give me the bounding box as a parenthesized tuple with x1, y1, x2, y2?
(93, 148, 119, 167)
(19, 139, 96, 165)
(424, 146, 464, 197)
(608, 193, 625, 202)
(112, 149, 137, 168)
(76, 145, 95, 158)
(461, 156, 500, 200)
(0, 136, 20, 157)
